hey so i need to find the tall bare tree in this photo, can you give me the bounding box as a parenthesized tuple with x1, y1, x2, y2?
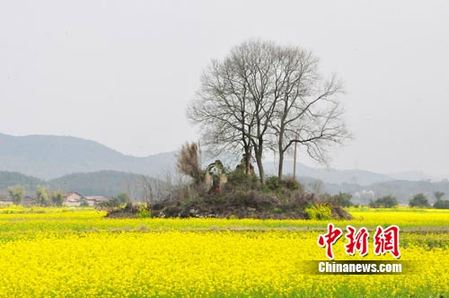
(268, 46, 348, 178)
(189, 40, 286, 182)
(188, 40, 348, 183)
(188, 44, 256, 176)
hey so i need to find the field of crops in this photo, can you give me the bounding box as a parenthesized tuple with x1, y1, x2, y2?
(0, 206, 448, 297)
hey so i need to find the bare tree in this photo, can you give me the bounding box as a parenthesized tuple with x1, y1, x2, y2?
(188, 40, 348, 183)
(189, 40, 287, 182)
(269, 48, 348, 178)
(188, 54, 254, 175)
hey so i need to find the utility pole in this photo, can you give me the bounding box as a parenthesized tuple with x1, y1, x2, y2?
(292, 141, 298, 180)
(292, 132, 299, 180)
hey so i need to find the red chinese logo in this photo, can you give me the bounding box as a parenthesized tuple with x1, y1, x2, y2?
(317, 224, 400, 259)
(373, 225, 400, 258)
(318, 223, 343, 259)
(345, 225, 369, 257)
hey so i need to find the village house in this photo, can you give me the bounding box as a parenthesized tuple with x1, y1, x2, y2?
(63, 192, 85, 207)
(62, 193, 110, 207)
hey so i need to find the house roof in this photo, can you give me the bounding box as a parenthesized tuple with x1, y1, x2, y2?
(65, 192, 83, 197)
(85, 196, 110, 202)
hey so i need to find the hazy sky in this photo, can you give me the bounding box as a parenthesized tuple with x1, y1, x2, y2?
(1, 0, 448, 176)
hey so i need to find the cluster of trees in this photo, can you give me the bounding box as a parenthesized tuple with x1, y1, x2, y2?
(323, 191, 449, 209)
(366, 191, 449, 209)
(409, 191, 449, 209)
(369, 195, 398, 208)
(7, 185, 65, 206)
(188, 40, 348, 183)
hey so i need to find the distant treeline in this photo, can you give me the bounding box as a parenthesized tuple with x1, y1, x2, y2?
(0, 170, 166, 199)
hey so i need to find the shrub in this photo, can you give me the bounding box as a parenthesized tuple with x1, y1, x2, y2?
(261, 176, 304, 196)
(409, 193, 430, 208)
(281, 177, 303, 192)
(265, 176, 281, 192)
(304, 204, 332, 220)
(137, 203, 151, 218)
(225, 171, 259, 190)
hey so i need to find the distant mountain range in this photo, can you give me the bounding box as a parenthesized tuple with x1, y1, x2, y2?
(0, 132, 178, 179)
(0, 132, 400, 183)
(0, 132, 447, 203)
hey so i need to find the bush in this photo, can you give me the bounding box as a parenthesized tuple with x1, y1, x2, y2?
(281, 177, 303, 192)
(304, 204, 332, 220)
(409, 193, 430, 208)
(137, 203, 151, 218)
(265, 176, 281, 192)
(225, 171, 259, 190)
(369, 195, 398, 208)
(261, 176, 304, 196)
(434, 200, 449, 209)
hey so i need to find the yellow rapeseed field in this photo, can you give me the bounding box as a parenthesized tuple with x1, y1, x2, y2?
(0, 207, 448, 297)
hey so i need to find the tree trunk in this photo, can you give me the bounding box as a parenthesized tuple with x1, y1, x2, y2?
(278, 151, 284, 180)
(254, 148, 265, 183)
(277, 132, 284, 179)
(244, 146, 251, 175)
(256, 157, 264, 183)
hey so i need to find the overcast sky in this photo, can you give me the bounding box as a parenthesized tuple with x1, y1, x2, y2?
(1, 0, 448, 176)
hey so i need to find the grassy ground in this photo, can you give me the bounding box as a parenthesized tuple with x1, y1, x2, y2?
(0, 206, 448, 297)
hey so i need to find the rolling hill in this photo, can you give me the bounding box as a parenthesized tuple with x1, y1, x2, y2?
(0, 132, 176, 179)
(0, 132, 396, 185)
(0, 171, 44, 192)
(2, 132, 448, 204)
